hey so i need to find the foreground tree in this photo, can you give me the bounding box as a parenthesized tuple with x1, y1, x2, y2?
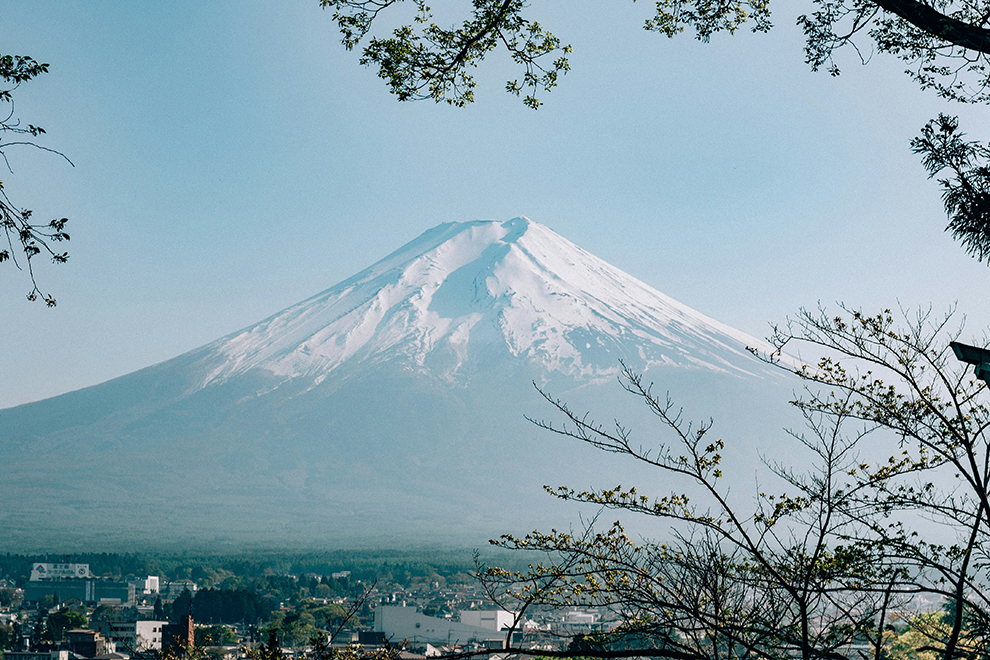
(319, 0, 990, 258)
(0, 52, 70, 306)
(46, 607, 87, 642)
(471, 306, 990, 660)
(912, 115, 990, 261)
(319, 0, 990, 108)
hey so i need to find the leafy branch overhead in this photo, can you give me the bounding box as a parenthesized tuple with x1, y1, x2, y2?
(320, 0, 990, 260)
(0, 52, 71, 306)
(321, 0, 778, 108)
(322, 0, 572, 108)
(321, 0, 990, 107)
(912, 114, 990, 261)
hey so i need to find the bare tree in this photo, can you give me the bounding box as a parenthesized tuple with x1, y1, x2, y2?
(467, 362, 902, 660)
(467, 305, 990, 660)
(764, 305, 990, 659)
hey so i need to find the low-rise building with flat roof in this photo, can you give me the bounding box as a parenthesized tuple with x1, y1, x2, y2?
(375, 606, 504, 646)
(4, 650, 69, 660)
(99, 620, 168, 652)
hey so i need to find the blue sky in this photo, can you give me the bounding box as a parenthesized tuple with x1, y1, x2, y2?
(3, 1, 989, 408)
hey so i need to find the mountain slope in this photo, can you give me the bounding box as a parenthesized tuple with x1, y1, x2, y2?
(0, 218, 797, 551)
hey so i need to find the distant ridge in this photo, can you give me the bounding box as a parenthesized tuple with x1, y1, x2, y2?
(0, 218, 797, 551)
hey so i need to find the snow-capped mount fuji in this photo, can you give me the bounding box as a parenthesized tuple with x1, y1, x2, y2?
(0, 218, 796, 551)
(190, 217, 773, 391)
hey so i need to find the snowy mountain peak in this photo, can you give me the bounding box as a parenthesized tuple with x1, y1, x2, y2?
(0, 217, 796, 551)
(195, 218, 772, 389)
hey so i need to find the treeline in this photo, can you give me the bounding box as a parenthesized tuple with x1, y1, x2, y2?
(0, 549, 513, 588)
(172, 588, 271, 624)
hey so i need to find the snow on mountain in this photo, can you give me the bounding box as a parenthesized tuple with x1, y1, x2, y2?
(0, 217, 799, 551)
(191, 217, 776, 392)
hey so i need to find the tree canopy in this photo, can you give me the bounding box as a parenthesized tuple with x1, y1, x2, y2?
(320, 0, 990, 108)
(46, 608, 86, 642)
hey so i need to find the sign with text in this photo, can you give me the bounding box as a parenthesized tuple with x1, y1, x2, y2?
(30, 563, 90, 581)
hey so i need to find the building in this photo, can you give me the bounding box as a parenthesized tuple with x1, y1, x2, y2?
(162, 581, 197, 601)
(458, 610, 516, 632)
(4, 651, 69, 660)
(127, 577, 160, 596)
(99, 620, 168, 652)
(560, 609, 600, 631)
(65, 629, 118, 658)
(23, 581, 134, 606)
(374, 606, 505, 646)
(24, 561, 132, 606)
(162, 616, 194, 655)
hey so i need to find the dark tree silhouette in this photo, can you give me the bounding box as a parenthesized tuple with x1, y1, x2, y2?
(0, 52, 70, 306)
(913, 115, 990, 261)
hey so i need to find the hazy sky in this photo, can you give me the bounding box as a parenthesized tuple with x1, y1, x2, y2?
(3, 1, 989, 408)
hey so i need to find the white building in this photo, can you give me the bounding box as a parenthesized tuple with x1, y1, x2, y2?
(163, 580, 198, 601)
(5, 651, 69, 660)
(563, 610, 598, 625)
(458, 610, 517, 632)
(558, 609, 601, 633)
(100, 620, 168, 651)
(128, 576, 160, 595)
(375, 606, 505, 645)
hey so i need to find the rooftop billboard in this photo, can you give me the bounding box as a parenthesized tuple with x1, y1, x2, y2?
(30, 563, 91, 581)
